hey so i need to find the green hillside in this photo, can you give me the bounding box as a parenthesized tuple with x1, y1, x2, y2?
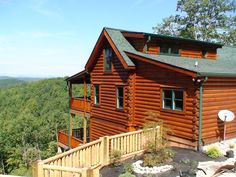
(0, 77, 80, 175)
(0, 79, 25, 88)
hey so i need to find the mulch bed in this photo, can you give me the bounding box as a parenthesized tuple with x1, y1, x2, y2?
(100, 147, 227, 177)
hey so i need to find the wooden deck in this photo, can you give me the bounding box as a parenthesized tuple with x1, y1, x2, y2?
(70, 97, 91, 114)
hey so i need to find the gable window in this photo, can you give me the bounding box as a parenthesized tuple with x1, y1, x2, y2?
(94, 85, 100, 105)
(162, 89, 183, 111)
(104, 48, 112, 72)
(116, 87, 124, 109)
(160, 44, 179, 55)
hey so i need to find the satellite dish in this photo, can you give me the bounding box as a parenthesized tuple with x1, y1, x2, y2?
(218, 110, 235, 122)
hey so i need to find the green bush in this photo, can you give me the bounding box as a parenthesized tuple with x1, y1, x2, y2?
(205, 146, 223, 158)
(123, 163, 134, 174)
(118, 172, 136, 177)
(143, 112, 175, 167)
(143, 147, 175, 167)
(110, 150, 121, 166)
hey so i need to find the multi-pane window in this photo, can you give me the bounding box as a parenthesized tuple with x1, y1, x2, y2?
(162, 89, 183, 111)
(116, 87, 124, 109)
(94, 85, 100, 105)
(104, 48, 112, 72)
(160, 44, 179, 55)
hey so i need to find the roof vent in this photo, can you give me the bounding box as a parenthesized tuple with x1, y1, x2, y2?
(194, 61, 198, 67)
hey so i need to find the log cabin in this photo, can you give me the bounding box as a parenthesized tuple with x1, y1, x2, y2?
(58, 27, 236, 150)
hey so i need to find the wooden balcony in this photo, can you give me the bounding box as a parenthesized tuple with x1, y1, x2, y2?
(70, 97, 91, 114)
(58, 128, 90, 149)
(58, 129, 83, 149)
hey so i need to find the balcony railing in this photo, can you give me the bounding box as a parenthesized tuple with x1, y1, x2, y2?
(70, 97, 91, 113)
(58, 128, 90, 149)
(58, 130, 83, 149)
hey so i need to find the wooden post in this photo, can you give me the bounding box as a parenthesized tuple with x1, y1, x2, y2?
(100, 136, 109, 166)
(81, 167, 88, 177)
(92, 168, 100, 177)
(83, 117, 87, 144)
(70, 114, 73, 136)
(69, 82, 72, 97)
(83, 77, 87, 144)
(33, 160, 43, 177)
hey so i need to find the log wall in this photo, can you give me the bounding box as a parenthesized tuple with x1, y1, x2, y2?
(127, 38, 217, 59)
(202, 77, 236, 144)
(90, 42, 130, 141)
(132, 59, 198, 147)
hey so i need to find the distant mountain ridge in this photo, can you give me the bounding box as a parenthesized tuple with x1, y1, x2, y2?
(0, 76, 44, 88)
(0, 76, 43, 81)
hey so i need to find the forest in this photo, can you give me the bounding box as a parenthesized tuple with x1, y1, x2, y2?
(0, 78, 83, 176)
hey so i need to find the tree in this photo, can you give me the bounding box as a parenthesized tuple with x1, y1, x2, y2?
(153, 0, 236, 45)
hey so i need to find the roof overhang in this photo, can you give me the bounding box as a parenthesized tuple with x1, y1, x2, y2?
(125, 51, 197, 77)
(85, 28, 135, 72)
(66, 70, 90, 84)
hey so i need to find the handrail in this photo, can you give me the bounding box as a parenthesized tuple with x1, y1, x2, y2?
(43, 138, 102, 164)
(33, 127, 161, 177)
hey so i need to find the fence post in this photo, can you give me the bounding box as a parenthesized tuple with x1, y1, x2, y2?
(33, 160, 44, 177)
(81, 167, 89, 177)
(100, 136, 109, 166)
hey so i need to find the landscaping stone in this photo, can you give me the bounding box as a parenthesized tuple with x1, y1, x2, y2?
(132, 160, 173, 174)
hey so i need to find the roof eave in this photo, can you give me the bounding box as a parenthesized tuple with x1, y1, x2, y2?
(197, 72, 236, 77)
(125, 51, 197, 77)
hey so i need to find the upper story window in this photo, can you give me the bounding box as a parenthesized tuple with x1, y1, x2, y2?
(94, 85, 100, 105)
(104, 48, 112, 72)
(202, 49, 208, 58)
(162, 89, 183, 111)
(159, 44, 179, 55)
(116, 87, 124, 109)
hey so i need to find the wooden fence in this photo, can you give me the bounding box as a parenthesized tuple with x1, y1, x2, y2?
(32, 126, 160, 177)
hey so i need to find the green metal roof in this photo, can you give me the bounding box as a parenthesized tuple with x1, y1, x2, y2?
(105, 27, 236, 77)
(105, 28, 136, 67)
(105, 27, 223, 48)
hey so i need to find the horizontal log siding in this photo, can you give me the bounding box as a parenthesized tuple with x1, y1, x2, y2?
(202, 77, 236, 144)
(127, 38, 217, 59)
(90, 47, 130, 141)
(133, 60, 197, 144)
(126, 38, 145, 52)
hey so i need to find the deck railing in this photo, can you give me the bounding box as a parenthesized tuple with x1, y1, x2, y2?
(70, 97, 91, 113)
(33, 126, 160, 177)
(58, 130, 83, 149)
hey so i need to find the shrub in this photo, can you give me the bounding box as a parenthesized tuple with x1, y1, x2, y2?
(110, 150, 121, 166)
(143, 147, 175, 167)
(123, 163, 134, 174)
(118, 172, 135, 177)
(143, 112, 175, 167)
(205, 146, 223, 158)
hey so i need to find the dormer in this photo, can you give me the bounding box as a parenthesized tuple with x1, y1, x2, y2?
(123, 31, 222, 60)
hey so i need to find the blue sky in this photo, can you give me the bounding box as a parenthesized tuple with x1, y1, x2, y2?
(0, 0, 177, 77)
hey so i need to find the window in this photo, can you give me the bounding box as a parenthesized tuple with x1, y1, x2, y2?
(160, 44, 179, 55)
(94, 85, 100, 105)
(202, 49, 207, 58)
(104, 48, 112, 72)
(116, 87, 124, 109)
(162, 89, 183, 111)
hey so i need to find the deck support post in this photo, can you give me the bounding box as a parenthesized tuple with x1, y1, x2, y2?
(68, 81, 72, 149)
(83, 77, 87, 144)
